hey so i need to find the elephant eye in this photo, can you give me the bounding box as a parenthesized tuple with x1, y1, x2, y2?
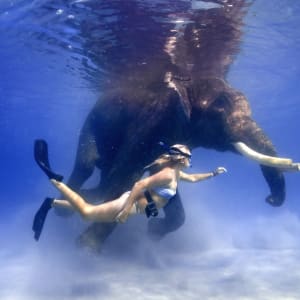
(214, 94, 233, 112)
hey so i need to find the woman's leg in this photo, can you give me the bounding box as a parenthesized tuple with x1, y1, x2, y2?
(51, 179, 131, 222)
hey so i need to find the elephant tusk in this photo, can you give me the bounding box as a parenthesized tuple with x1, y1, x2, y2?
(233, 142, 300, 171)
(279, 163, 300, 172)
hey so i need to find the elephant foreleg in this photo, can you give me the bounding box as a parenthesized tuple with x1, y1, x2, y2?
(55, 120, 99, 216)
(147, 192, 185, 240)
(67, 121, 99, 190)
(77, 222, 117, 253)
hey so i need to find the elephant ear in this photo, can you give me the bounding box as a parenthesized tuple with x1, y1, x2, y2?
(169, 0, 249, 80)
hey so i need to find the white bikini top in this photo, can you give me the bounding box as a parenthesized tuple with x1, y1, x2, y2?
(152, 187, 176, 200)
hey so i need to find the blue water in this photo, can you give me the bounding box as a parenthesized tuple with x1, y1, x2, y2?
(1, 1, 300, 299)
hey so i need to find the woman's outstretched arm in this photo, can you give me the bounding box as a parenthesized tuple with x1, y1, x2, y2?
(180, 167, 227, 182)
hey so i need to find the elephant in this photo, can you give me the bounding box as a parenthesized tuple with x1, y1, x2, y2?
(63, 72, 299, 252)
(51, 0, 299, 252)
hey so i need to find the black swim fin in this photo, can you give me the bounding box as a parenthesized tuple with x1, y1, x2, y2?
(32, 197, 54, 241)
(34, 139, 63, 181)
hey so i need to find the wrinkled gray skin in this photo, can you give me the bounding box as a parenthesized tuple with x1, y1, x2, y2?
(60, 0, 285, 252)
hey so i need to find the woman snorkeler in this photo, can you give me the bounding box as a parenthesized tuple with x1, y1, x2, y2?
(32, 140, 227, 241)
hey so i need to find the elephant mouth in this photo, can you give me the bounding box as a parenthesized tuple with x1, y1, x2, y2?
(233, 142, 300, 172)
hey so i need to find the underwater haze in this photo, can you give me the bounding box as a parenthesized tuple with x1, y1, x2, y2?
(1, 0, 300, 299)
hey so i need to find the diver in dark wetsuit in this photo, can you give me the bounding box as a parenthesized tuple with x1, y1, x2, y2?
(32, 141, 227, 241)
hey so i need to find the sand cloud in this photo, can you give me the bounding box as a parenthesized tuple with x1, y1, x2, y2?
(2, 202, 300, 300)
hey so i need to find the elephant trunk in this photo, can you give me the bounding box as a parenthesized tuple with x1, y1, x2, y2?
(260, 165, 285, 207)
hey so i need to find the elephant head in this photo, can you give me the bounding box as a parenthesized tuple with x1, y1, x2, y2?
(169, 75, 299, 206)
(162, 0, 300, 207)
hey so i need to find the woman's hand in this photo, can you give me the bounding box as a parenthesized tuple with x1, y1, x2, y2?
(115, 208, 131, 223)
(213, 167, 227, 176)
